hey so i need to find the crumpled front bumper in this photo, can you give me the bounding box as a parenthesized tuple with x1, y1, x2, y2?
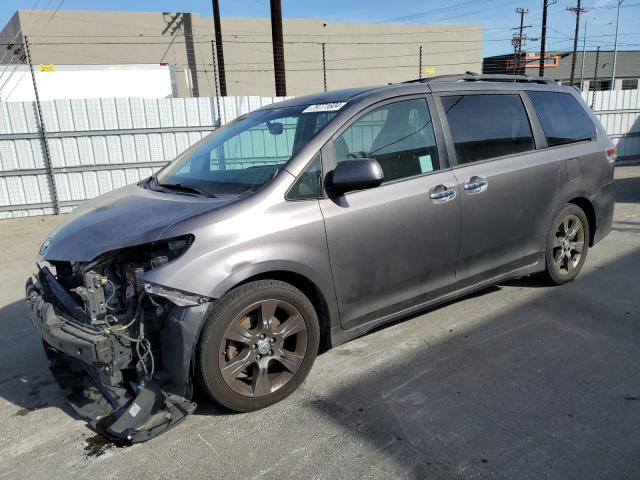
(25, 275, 197, 443)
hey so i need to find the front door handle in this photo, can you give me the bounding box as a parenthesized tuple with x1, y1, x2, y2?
(463, 176, 488, 193)
(430, 184, 457, 202)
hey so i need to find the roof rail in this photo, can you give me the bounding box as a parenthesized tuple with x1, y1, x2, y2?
(403, 72, 559, 85)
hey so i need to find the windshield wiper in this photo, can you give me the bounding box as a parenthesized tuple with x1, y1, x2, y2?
(158, 182, 215, 197)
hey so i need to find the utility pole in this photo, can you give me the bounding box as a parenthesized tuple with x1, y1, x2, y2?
(270, 0, 287, 96)
(24, 35, 59, 215)
(212, 0, 227, 96)
(419, 45, 423, 79)
(539, 0, 548, 77)
(567, 0, 588, 86)
(611, 0, 623, 90)
(512, 8, 529, 74)
(182, 13, 199, 97)
(591, 46, 600, 109)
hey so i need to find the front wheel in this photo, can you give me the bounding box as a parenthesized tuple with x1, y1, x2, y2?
(197, 280, 320, 412)
(541, 204, 590, 285)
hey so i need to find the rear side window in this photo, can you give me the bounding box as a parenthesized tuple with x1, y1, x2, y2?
(441, 94, 534, 164)
(527, 91, 596, 147)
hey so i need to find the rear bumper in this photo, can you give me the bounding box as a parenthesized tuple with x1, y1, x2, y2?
(25, 275, 196, 443)
(593, 180, 615, 245)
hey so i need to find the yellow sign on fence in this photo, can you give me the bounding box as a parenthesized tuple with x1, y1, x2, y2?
(39, 64, 55, 72)
(424, 66, 436, 77)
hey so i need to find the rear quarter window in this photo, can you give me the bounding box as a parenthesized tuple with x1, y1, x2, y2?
(527, 91, 596, 147)
(441, 94, 534, 165)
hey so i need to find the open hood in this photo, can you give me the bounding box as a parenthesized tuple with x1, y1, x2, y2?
(40, 183, 236, 262)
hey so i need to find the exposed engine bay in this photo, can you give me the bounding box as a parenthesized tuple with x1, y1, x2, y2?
(26, 235, 210, 443)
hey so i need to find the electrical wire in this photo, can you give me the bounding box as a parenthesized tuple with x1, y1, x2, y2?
(104, 279, 118, 310)
(0, 0, 65, 99)
(8, 25, 509, 39)
(378, 0, 500, 23)
(0, 0, 45, 96)
(103, 291, 155, 382)
(1, 37, 514, 45)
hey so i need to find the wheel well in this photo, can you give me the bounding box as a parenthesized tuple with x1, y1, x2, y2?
(234, 271, 333, 352)
(568, 197, 596, 246)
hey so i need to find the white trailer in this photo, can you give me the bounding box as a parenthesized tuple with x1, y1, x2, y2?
(0, 64, 176, 102)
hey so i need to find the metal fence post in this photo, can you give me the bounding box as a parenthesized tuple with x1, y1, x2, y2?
(24, 35, 59, 214)
(211, 40, 222, 126)
(322, 43, 327, 92)
(591, 46, 600, 110)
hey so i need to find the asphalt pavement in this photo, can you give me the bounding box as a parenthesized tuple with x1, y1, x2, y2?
(0, 166, 639, 480)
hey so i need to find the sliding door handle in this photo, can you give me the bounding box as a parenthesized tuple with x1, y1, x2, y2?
(463, 176, 488, 193)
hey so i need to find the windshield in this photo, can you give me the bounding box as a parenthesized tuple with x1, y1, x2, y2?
(154, 105, 338, 196)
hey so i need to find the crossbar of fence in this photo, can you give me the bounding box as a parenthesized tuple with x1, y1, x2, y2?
(0, 95, 289, 218)
(0, 89, 639, 218)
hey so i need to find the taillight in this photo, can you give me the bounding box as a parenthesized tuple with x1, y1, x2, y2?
(606, 148, 617, 163)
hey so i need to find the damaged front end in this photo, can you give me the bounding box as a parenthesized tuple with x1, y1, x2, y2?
(25, 235, 210, 443)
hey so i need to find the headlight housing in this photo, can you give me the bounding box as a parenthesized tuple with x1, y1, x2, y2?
(86, 234, 195, 272)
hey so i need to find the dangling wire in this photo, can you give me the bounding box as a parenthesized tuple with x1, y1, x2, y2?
(103, 292, 155, 381)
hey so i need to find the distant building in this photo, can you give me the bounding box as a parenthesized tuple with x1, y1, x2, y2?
(0, 9, 482, 99)
(483, 50, 640, 91)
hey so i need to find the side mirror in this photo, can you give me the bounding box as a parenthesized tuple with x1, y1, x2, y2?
(329, 158, 384, 194)
(266, 121, 284, 135)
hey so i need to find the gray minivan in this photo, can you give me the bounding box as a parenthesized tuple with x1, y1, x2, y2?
(26, 74, 615, 442)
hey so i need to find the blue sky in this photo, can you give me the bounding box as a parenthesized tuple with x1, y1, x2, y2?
(1, 0, 638, 57)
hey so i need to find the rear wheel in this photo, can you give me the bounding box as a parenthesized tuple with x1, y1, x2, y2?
(197, 280, 320, 412)
(541, 204, 590, 285)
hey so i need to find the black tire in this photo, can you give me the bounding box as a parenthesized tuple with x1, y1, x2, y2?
(197, 280, 320, 412)
(541, 204, 590, 285)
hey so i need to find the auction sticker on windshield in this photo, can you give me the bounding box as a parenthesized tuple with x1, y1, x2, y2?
(302, 102, 347, 113)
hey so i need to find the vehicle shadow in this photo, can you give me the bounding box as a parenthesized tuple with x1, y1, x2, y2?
(0, 299, 78, 419)
(303, 247, 640, 479)
(615, 174, 640, 204)
(0, 296, 232, 420)
(192, 286, 504, 416)
(191, 387, 235, 416)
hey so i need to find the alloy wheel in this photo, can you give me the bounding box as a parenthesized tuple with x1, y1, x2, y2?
(219, 299, 308, 397)
(552, 214, 585, 275)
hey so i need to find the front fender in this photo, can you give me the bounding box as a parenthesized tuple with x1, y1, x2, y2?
(160, 303, 210, 398)
(210, 259, 332, 299)
(210, 259, 341, 340)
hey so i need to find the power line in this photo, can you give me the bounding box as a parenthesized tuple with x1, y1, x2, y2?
(1, 9, 503, 39)
(0, 0, 44, 67)
(379, 0, 504, 23)
(0, 37, 530, 46)
(0, 0, 47, 97)
(196, 59, 481, 73)
(382, 0, 519, 25)
(223, 48, 483, 66)
(0, 25, 498, 40)
(0, 0, 65, 98)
